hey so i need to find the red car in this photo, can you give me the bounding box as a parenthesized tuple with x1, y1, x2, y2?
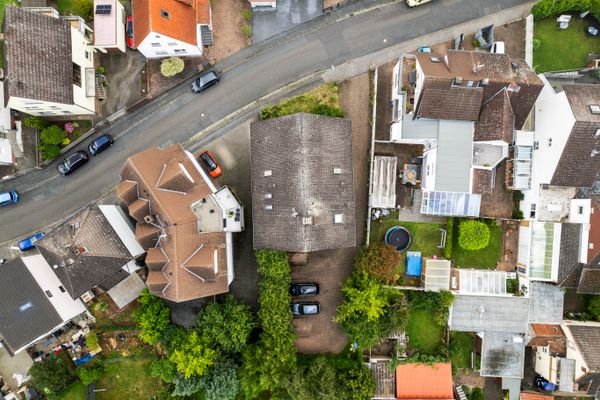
(199, 151, 222, 178)
(126, 16, 135, 49)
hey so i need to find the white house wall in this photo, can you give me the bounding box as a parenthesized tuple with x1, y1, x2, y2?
(520, 75, 575, 217)
(533, 346, 560, 383)
(138, 31, 202, 58)
(71, 28, 96, 113)
(8, 96, 94, 116)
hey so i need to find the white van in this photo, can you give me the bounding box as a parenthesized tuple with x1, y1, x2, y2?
(406, 0, 433, 6)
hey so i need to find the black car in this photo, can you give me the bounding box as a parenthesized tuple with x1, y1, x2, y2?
(192, 71, 220, 93)
(290, 283, 319, 297)
(57, 151, 89, 175)
(291, 302, 320, 316)
(88, 134, 113, 156)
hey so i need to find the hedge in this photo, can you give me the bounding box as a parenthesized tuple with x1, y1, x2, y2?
(532, 0, 600, 21)
(443, 218, 454, 259)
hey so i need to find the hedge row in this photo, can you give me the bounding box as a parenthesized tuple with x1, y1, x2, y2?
(532, 0, 600, 21)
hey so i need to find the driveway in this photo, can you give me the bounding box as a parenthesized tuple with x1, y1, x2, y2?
(97, 50, 146, 117)
(252, 0, 322, 42)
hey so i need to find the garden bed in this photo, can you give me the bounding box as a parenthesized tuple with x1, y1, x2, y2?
(534, 16, 600, 72)
(259, 83, 343, 120)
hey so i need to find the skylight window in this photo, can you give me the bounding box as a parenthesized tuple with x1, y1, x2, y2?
(590, 105, 600, 114)
(19, 302, 32, 312)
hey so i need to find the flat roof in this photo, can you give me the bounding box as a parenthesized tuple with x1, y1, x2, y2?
(528, 281, 564, 324)
(372, 156, 397, 209)
(93, 0, 118, 46)
(481, 331, 525, 378)
(434, 120, 474, 193)
(450, 294, 529, 334)
(458, 269, 507, 295)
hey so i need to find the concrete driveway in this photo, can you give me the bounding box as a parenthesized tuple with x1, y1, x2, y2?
(252, 0, 323, 42)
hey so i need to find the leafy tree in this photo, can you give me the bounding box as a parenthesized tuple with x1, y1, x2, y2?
(40, 143, 62, 160)
(355, 244, 400, 284)
(134, 288, 170, 345)
(169, 330, 217, 379)
(161, 324, 188, 353)
(199, 295, 255, 353)
(340, 360, 376, 400)
(588, 295, 600, 321)
(171, 375, 204, 397)
(203, 360, 239, 400)
(29, 357, 72, 398)
(160, 57, 185, 77)
(283, 357, 338, 400)
(458, 220, 490, 251)
(150, 359, 178, 383)
(77, 363, 103, 385)
(40, 125, 67, 146)
(24, 116, 49, 130)
(72, 0, 94, 20)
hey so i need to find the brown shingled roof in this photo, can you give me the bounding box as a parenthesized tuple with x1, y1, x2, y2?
(117, 180, 139, 205)
(475, 89, 515, 142)
(121, 144, 229, 302)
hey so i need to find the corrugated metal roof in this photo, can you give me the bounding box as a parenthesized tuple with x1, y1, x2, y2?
(434, 120, 474, 192)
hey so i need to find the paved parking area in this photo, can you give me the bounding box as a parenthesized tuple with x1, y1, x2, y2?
(252, 0, 322, 43)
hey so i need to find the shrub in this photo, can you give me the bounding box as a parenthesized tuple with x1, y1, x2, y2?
(241, 9, 252, 21)
(458, 220, 490, 251)
(513, 190, 525, 202)
(29, 357, 72, 397)
(160, 57, 185, 77)
(469, 387, 484, 400)
(533, 38, 542, 51)
(512, 209, 524, 220)
(472, 38, 480, 48)
(24, 116, 49, 130)
(40, 144, 62, 160)
(40, 125, 67, 146)
(531, 0, 600, 21)
(588, 295, 600, 321)
(241, 24, 252, 38)
(77, 363, 103, 385)
(355, 244, 400, 284)
(133, 288, 170, 345)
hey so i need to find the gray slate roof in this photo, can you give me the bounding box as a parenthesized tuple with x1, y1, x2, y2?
(36, 203, 133, 299)
(567, 324, 600, 371)
(528, 282, 564, 324)
(0, 259, 62, 354)
(449, 295, 530, 334)
(250, 113, 356, 252)
(578, 267, 600, 294)
(3, 6, 74, 105)
(480, 331, 525, 378)
(551, 85, 600, 188)
(558, 223, 582, 283)
(433, 120, 474, 192)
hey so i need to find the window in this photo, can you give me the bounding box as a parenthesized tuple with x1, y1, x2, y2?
(547, 138, 552, 147)
(533, 141, 539, 150)
(85, 51, 91, 60)
(530, 203, 536, 218)
(19, 302, 32, 312)
(174, 49, 187, 54)
(155, 51, 168, 55)
(59, 286, 66, 293)
(45, 290, 53, 298)
(73, 63, 81, 87)
(578, 206, 584, 215)
(151, 43, 161, 47)
(160, 9, 170, 18)
(168, 42, 178, 46)
(426, 164, 431, 176)
(590, 105, 600, 114)
(265, 204, 273, 210)
(264, 170, 272, 177)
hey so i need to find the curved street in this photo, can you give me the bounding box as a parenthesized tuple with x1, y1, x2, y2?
(0, 0, 531, 244)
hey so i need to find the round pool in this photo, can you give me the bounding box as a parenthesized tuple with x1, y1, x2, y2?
(384, 226, 412, 252)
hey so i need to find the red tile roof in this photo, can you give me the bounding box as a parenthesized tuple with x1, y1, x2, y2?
(520, 392, 553, 400)
(133, 0, 210, 48)
(396, 363, 454, 400)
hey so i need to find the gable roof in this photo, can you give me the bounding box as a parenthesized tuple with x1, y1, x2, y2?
(474, 89, 515, 142)
(133, 0, 210, 48)
(3, 6, 73, 105)
(578, 266, 600, 294)
(35, 203, 133, 299)
(551, 85, 600, 187)
(528, 324, 566, 354)
(119, 144, 230, 302)
(250, 113, 356, 252)
(415, 51, 542, 128)
(395, 363, 453, 399)
(557, 223, 582, 283)
(0, 259, 63, 354)
(566, 324, 600, 371)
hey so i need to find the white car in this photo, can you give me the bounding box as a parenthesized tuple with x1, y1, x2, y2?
(491, 41, 505, 54)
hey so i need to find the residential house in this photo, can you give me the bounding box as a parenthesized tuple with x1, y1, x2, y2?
(3, 6, 97, 117)
(93, 0, 126, 53)
(527, 324, 566, 386)
(250, 112, 356, 252)
(118, 144, 244, 302)
(133, 0, 213, 58)
(559, 321, 600, 396)
(520, 393, 554, 400)
(389, 51, 543, 218)
(0, 257, 86, 355)
(34, 202, 145, 306)
(395, 363, 454, 400)
(449, 282, 564, 400)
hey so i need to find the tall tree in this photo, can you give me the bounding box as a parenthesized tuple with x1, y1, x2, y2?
(134, 288, 170, 345)
(169, 330, 217, 379)
(198, 295, 255, 353)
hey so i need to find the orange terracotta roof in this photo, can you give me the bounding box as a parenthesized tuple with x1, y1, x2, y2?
(133, 0, 210, 48)
(530, 324, 565, 338)
(396, 363, 454, 400)
(520, 392, 553, 400)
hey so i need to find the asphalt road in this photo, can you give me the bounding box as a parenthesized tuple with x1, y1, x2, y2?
(0, 0, 531, 245)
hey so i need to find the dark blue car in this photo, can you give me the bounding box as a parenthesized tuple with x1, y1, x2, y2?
(18, 232, 45, 252)
(88, 134, 113, 156)
(0, 191, 19, 207)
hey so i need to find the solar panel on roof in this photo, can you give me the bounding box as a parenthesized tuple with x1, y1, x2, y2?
(95, 4, 112, 14)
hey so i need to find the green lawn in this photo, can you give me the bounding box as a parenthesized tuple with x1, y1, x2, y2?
(406, 308, 444, 354)
(58, 382, 86, 400)
(534, 17, 600, 72)
(370, 211, 444, 257)
(451, 221, 502, 269)
(449, 332, 473, 370)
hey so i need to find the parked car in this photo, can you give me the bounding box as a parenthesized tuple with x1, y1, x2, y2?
(417, 45, 431, 53)
(406, 0, 433, 6)
(88, 134, 113, 156)
(126, 16, 135, 48)
(290, 283, 319, 297)
(198, 150, 222, 178)
(18, 232, 45, 252)
(534, 376, 556, 392)
(490, 41, 505, 54)
(57, 151, 89, 176)
(291, 302, 320, 316)
(192, 71, 220, 93)
(0, 191, 19, 208)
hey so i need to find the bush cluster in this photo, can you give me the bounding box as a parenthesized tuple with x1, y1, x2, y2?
(457, 220, 490, 251)
(532, 0, 600, 21)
